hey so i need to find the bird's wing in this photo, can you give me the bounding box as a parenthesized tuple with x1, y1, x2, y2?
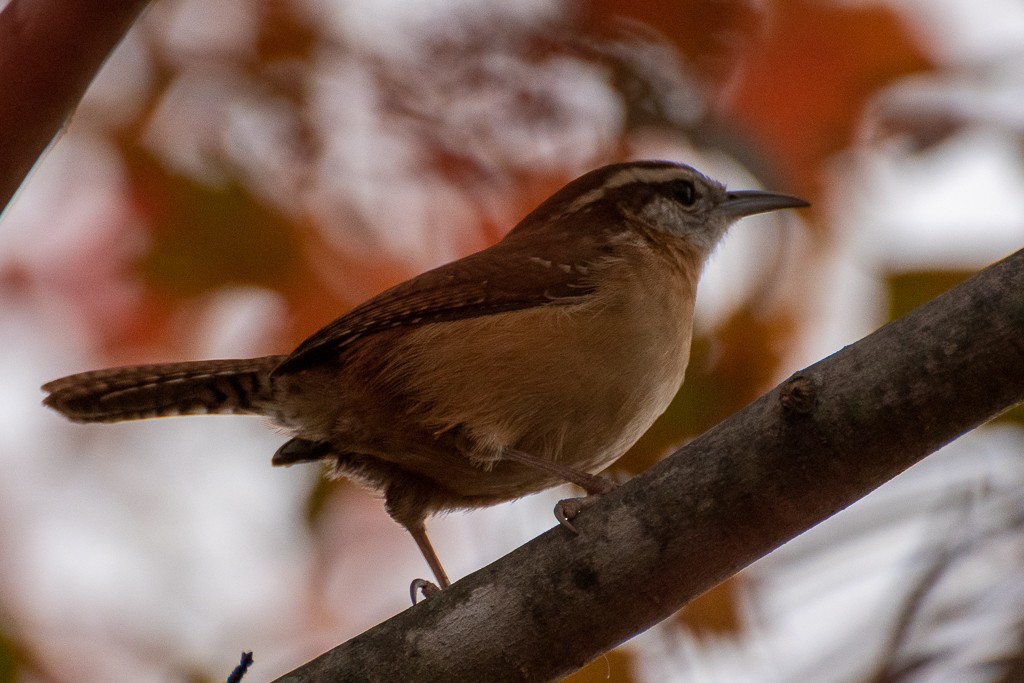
(272, 234, 604, 375)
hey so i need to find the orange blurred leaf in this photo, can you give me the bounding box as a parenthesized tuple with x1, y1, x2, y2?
(561, 648, 636, 683)
(885, 269, 972, 321)
(255, 1, 317, 63)
(726, 0, 934, 192)
(676, 578, 743, 638)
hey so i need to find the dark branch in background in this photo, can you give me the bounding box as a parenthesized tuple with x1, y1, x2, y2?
(0, 0, 151, 212)
(227, 651, 253, 683)
(864, 497, 971, 683)
(273, 247, 1024, 683)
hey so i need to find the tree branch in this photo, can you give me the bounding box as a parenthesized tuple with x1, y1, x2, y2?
(273, 246, 1024, 682)
(0, 0, 151, 212)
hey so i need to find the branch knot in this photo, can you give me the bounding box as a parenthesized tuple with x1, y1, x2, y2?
(779, 373, 818, 417)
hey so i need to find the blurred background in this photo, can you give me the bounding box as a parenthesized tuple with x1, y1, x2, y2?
(1, 0, 1023, 681)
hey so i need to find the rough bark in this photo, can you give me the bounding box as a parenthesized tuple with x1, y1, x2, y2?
(0, 0, 151, 212)
(274, 246, 1024, 682)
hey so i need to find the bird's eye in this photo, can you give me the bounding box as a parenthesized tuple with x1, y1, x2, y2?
(666, 179, 697, 206)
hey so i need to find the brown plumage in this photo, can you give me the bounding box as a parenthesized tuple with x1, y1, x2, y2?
(42, 161, 807, 593)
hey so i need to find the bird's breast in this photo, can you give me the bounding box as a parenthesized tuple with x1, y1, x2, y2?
(375, 249, 699, 497)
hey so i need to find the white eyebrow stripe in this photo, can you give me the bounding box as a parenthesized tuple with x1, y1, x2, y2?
(562, 165, 696, 215)
(606, 166, 694, 187)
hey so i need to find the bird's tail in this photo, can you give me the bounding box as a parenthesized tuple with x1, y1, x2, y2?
(42, 356, 287, 423)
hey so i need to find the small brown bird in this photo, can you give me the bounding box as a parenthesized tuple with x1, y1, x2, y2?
(42, 161, 807, 594)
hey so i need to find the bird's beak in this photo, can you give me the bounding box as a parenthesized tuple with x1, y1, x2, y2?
(720, 190, 809, 219)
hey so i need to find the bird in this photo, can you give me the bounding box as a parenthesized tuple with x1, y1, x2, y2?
(42, 160, 808, 596)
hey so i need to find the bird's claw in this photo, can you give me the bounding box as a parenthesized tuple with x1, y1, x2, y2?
(554, 476, 618, 533)
(557, 494, 609, 534)
(554, 498, 584, 533)
(410, 578, 442, 605)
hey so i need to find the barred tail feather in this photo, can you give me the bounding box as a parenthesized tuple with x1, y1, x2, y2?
(42, 355, 287, 423)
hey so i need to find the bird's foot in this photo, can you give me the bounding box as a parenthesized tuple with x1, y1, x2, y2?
(410, 578, 443, 605)
(554, 476, 617, 533)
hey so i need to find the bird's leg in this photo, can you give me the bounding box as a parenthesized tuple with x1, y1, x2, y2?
(502, 447, 615, 493)
(380, 475, 454, 603)
(502, 448, 617, 533)
(407, 522, 451, 604)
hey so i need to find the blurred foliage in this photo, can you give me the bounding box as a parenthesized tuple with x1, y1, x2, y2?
(675, 581, 742, 639)
(726, 0, 932, 194)
(885, 270, 973, 321)
(582, 0, 763, 91)
(130, 151, 301, 298)
(784, 460, 1024, 683)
